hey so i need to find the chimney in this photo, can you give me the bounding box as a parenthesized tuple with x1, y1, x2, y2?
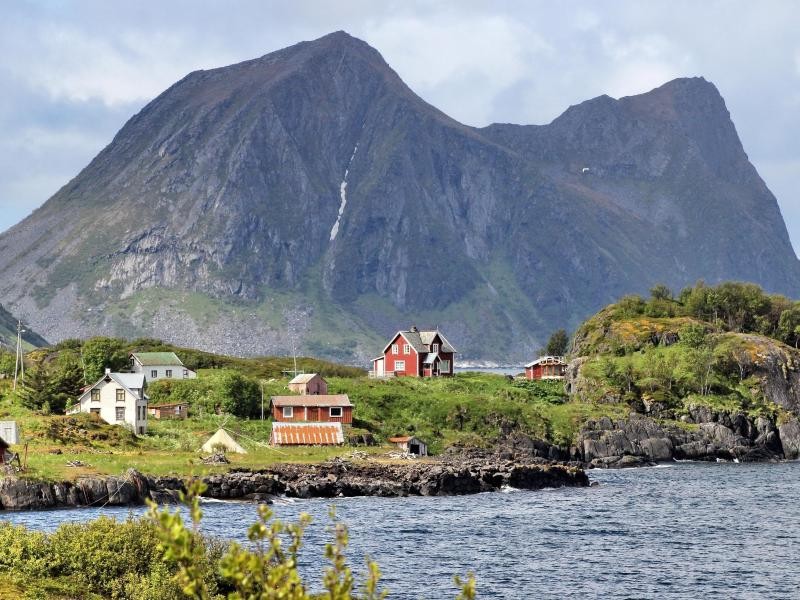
(105, 368, 111, 375)
(410, 325, 419, 333)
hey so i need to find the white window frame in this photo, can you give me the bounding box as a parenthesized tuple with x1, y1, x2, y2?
(91, 389, 100, 402)
(440, 360, 450, 373)
(116, 388, 125, 402)
(403, 344, 410, 355)
(395, 360, 406, 371)
(432, 343, 440, 353)
(283, 406, 294, 418)
(115, 407, 125, 421)
(391, 344, 399, 355)
(151, 370, 158, 379)
(166, 369, 173, 377)
(329, 407, 343, 418)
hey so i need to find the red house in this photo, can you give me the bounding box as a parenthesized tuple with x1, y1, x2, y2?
(525, 356, 567, 380)
(372, 326, 457, 377)
(270, 394, 353, 424)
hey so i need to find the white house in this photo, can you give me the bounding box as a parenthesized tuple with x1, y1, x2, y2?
(67, 369, 149, 435)
(130, 352, 196, 381)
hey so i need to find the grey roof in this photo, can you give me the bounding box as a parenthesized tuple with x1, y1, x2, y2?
(111, 372, 145, 390)
(423, 352, 439, 365)
(289, 373, 322, 384)
(383, 329, 457, 354)
(77, 372, 149, 404)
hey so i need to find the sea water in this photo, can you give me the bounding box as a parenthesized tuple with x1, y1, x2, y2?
(3, 462, 799, 599)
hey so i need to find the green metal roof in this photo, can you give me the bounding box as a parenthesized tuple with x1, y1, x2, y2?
(131, 351, 184, 366)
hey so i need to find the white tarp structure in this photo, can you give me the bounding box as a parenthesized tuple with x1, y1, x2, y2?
(201, 428, 247, 454)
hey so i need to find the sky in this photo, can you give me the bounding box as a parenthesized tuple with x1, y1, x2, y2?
(1, 0, 799, 251)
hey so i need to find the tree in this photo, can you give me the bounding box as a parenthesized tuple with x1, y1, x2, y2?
(50, 351, 86, 413)
(679, 323, 707, 349)
(0, 350, 15, 377)
(18, 363, 54, 412)
(214, 372, 260, 418)
(81, 337, 128, 382)
(684, 347, 716, 396)
(649, 284, 673, 301)
(544, 329, 569, 356)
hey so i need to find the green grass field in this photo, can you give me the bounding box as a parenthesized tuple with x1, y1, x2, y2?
(0, 371, 635, 482)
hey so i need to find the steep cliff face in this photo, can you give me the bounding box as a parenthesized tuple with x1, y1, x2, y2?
(0, 304, 48, 350)
(0, 31, 797, 361)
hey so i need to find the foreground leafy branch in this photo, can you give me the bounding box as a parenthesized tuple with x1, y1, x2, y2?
(147, 481, 475, 599)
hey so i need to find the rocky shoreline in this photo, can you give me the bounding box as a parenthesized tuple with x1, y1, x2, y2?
(497, 408, 800, 468)
(0, 457, 588, 511)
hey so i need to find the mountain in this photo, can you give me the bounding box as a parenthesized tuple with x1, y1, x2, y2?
(0, 304, 48, 351)
(0, 31, 797, 363)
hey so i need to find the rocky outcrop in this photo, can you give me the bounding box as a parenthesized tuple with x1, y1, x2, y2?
(0, 469, 150, 510)
(0, 458, 588, 510)
(576, 410, 789, 467)
(197, 458, 588, 499)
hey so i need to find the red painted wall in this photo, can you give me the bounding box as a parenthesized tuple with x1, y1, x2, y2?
(384, 333, 420, 376)
(525, 364, 566, 380)
(272, 405, 352, 424)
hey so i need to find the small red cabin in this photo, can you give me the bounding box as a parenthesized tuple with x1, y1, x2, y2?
(372, 326, 457, 378)
(270, 395, 353, 424)
(525, 356, 567, 380)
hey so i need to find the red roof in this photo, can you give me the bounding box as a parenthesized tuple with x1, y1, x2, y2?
(388, 436, 412, 443)
(270, 394, 351, 407)
(270, 422, 344, 445)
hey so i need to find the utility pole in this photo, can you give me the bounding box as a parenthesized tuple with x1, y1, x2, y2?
(260, 381, 264, 420)
(13, 320, 25, 391)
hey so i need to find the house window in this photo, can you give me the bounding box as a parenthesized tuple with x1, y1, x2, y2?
(330, 407, 343, 418)
(391, 344, 399, 355)
(432, 343, 440, 353)
(90, 408, 101, 415)
(116, 389, 125, 402)
(151, 370, 158, 378)
(403, 344, 410, 354)
(395, 360, 405, 371)
(440, 360, 450, 373)
(283, 406, 294, 418)
(166, 369, 173, 377)
(91, 389, 100, 402)
(115, 407, 125, 421)
(183, 369, 189, 378)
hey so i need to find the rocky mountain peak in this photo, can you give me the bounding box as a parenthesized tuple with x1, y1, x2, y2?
(0, 33, 796, 362)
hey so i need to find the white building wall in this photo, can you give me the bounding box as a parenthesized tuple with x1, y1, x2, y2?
(74, 380, 148, 434)
(133, 363, 197, 381)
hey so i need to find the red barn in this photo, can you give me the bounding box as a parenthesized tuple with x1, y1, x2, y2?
(525, 356, 567, 380)
(372, 326, 457, 378)
(270, 395, 353, 424)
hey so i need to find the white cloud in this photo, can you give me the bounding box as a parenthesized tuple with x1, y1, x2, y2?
(364, 14, 551, 125)
(3, 24, 239, 106)
(597, 33, 692, 98)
